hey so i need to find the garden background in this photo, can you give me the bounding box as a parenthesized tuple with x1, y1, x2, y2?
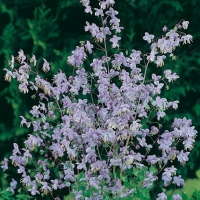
(0, 0, 199, 199)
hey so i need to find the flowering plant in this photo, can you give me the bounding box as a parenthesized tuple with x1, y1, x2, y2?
(1, 0, 196, 199)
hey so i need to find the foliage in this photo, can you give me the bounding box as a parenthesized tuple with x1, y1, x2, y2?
(0, 188, 33, 200)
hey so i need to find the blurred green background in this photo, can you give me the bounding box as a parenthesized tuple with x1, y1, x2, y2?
(0, 0, 199, 199)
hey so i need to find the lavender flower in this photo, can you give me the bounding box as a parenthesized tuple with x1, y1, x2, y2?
(182, 20, 189, 29)
(8, 179, 17, 194)
(143, 171, 158, 188)
(42, 58, 50, 73)
(110, 35, 121, 48)
(156, 192, 167, 200)
(172, 194, 182, 200)
(1, 158, 8, 171)
(143, 32, 154, 43)
(172, 175, 185, 187)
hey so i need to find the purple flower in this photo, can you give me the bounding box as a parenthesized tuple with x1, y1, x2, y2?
(67, 46, 86, 67)
(51, 179, 61, 190)
(172, 175, 185, 186)
(181, 34, 193, 44)
(164, 69, 179, 82)
(109, 179, 125, 194)
(143, 172, 157, 188)
(147, 49, 157, 62)
(110, 35, 121, 48)
(4, 68, 13, 82)
(42, 58, 50, 73)
(106, 7, 118, 17)
(168, 101, 179, 110)
(146, 155, 160, 165)
(20, 116, 31, 127)
(8, 178, 17, 194)
(182, 20, 189, 29)
(143, 32, 154, 43)
(177, 150, 189, 164)
(28, 181, 40, 195)
(73, 190, 83, 200)
(16, 49, 26, 64)
(102, 129, 116, 142)
(85, 41, 94, 54)
(152, 73, 161, 84)
(156, 192, 167, 200)
(32, 120, 41, 132)
(30, 105, 40, 118)
(94, 8, 104, 17)
(112, 52, 127, 67)
(9, 55, 15, 69)
(157, 111, 166, 120)
(162, 166, 177, 187)
(80, 0, 90, 7)
(162, 26, 167, 32)
(30, 55, 37, 66)
(1, 158, 8, 171)
(40, 181, 52, 195)
(13, 143, 21, 155)
(156, 55, 166, 67)
(183, 137, 195, 150)
(19, 83, 28, 94)
(21, 175, 31, 187)
(172, 194, 182, 200)
(162, 171, 172, 187)
(84, 5, 92, 14)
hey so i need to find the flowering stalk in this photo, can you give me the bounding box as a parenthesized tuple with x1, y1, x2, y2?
(2, 0, 196, 199)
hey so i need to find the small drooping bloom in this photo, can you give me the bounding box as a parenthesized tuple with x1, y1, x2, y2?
(9, 55, 15, 69)
(42, 58, 50, 72)
(16, 49, 26, 64)
(31, 55, 37, 66)
(40, 182, 52, 195)
(182, 20, 189, 29)
(4, 69, 13, 82)
(156, 55, 166, 67)
(181, 34, 193, 44)
(19, 83, 28, 94)
(162, 25, 167, 32)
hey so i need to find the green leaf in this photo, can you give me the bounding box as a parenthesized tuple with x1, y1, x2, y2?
(182, 192, 189, 200)
(132, 167, 139, 176)
(2, 191, 13, 197)
(196, 169, 200, 179)
(149, 166, 158, 174)
(192, 189, 200, 199)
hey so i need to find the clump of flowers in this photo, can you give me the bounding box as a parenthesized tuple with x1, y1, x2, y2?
(2, 0, 196, 199)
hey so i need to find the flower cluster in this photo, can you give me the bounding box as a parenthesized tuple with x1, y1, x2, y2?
(2, 0, 196, 199)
